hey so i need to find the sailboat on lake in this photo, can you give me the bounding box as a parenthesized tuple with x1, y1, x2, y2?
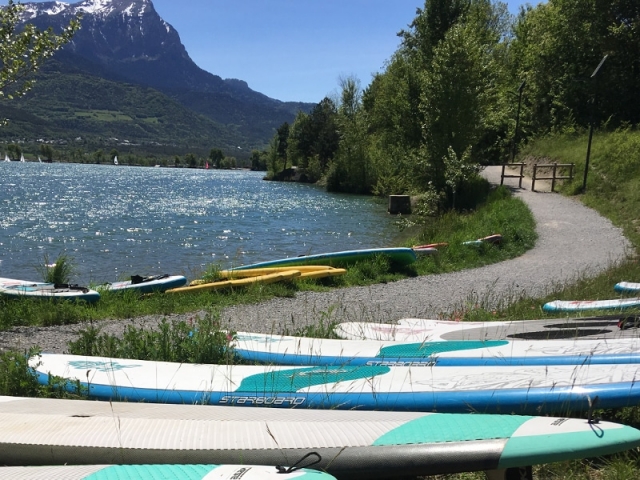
(113, 156, 119, 165)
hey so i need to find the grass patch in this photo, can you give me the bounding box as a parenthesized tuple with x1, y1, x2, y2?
(0, 348, 81, 399)
(74, 109, 133, 122)
(408, 185, 537, 275)
(68, 312, 235, 365)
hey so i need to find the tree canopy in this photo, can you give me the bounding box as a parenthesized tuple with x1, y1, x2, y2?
(0, 0, 80, 101)
(197, 1, 640, 210)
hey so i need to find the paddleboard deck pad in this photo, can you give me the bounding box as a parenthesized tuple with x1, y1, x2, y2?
(232, 331, 640, 366)
(0, 464, 335, 480)
(1, 396, 639, 479)
(30, 353, 640, 414)
(334, 315, 640, 342)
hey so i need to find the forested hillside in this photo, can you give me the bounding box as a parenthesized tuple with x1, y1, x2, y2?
(267, 0, 639, 210)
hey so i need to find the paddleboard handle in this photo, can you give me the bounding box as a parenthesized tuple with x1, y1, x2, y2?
(276, 451, 322, 474)
(587, 395, 600, 425)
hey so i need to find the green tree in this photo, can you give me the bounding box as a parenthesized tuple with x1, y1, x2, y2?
(509, 0, 640, 132)
(185, 152, 197, 168)
(6, 143, 21, 160)
(326, 76, 372, 194)
(276, 122, 290, 170)
(418, 0, 504, 199)
(249, 149, 267, 171)
(93, 149, 104, 164)
(363, 55, 423, 195)
(39, 144, 54, 162)
(286, 111, 311, 168)
(267, 135, 280, 177)
(208, 148, 224, 169)
(399, 0, 470, 67)
(0, 1, 80, 103)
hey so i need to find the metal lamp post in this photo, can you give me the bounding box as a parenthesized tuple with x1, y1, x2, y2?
(582, 55, 608, 192)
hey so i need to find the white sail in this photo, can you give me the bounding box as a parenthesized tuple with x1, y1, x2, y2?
(38, 156, 42, 163)
(3, 154, 9, 162)
(113, 156, 119, 165)
(20, 153, 25, 162)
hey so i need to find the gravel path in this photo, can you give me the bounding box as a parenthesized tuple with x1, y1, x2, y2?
(0, 166, 632, 353)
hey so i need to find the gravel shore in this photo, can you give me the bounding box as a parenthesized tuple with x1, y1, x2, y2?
(0, 166, 632, 353)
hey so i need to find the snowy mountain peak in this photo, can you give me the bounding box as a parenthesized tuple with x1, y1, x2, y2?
(19, 0, 154, 21)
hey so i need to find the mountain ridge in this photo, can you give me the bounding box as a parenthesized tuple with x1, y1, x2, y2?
(2, 0, 313, 153)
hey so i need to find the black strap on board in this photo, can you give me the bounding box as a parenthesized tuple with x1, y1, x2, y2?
(276, 452, 322, 474)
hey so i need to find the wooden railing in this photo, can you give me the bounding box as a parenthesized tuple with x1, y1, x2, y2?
(500, 163, 525, 188)
(500, 162, 574, 192)
(531, 163, 574, 192)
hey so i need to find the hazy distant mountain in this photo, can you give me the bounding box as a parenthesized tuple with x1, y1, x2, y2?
(5, 0, 313, 151)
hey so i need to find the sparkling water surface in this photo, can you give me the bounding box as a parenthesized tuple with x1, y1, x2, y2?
(0, 162, 399, 284)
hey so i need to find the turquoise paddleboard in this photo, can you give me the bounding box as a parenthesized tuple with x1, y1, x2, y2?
(31, 353, 640, 415)
(1, 395, 639, 479)
(543, 297, 640, 312)
(97, 274, 188, 294)
(232, 331, 640, 366)
(232, 247, 417, 270)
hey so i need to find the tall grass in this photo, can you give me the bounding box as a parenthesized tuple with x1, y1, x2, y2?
(68, 312, 235, 365)
(37, 253, 76, 285)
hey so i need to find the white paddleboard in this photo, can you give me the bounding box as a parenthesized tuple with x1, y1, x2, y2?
(543, 298, 640, 312)
(1, 395, 639, 479)
(232, 331, 640, 367)
(30, 353, 640, 414)
(615, 281, 640, 293)
(335, 315, 639, 342)
(0, 277, 100, 303)
(0, 464, 334, 480)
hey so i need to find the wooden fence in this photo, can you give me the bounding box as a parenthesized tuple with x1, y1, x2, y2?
(500, 162, 574, 192)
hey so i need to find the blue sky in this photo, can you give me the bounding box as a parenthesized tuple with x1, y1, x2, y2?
(15, 0, 539, 103)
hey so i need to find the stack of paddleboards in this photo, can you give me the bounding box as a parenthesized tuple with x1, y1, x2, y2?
(169, 265, 346, 294)
(22, 309, 640, 477)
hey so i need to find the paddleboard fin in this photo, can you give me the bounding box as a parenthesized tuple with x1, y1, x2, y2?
(588, 395, 601, 425)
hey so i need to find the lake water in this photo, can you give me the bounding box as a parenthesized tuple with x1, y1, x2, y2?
(0, 162, 400, 284)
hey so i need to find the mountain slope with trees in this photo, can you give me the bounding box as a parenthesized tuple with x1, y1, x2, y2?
(0, 0, 313, 156)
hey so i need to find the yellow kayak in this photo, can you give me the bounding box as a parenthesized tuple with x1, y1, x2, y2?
(218, 265, 339, 278)
(167, 270, 301, 294)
